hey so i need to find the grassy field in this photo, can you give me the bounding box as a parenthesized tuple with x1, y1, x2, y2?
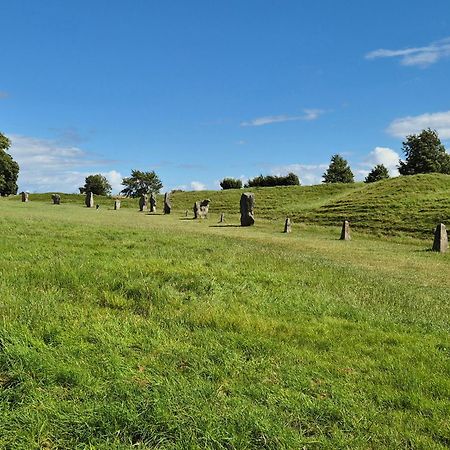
(1, 186, 449, 448)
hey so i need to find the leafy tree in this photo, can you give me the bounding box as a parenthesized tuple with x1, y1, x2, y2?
(398, 128, 450, 175)
(365, 164, 390, 183)
(120, 170, 163, 197)
(245, 172, 300, 187)
(220, 177, 242, 189)
(0, 132, 19, 196)
(322, 154, 354, 183)
(80, 174, 112, 195)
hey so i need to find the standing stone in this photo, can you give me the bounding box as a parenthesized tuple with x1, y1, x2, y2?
(114, 200, 121, 210)
(149, 193, 157, 213)
(340, 220, 351, 241)
(193, 199, 210, 219)
(85, 192, 94, 208)
(21, 192, 29, 202)
(284, 217, 292, 233)
(51, 194, 61, 205)
(219, 213, 225, 223)
(164, 193, 171, 214)
(185, 210, 189, 217)
(432, 223, 448, 253)
(240, 193, 255, 226)
(139, 194, 148, 212)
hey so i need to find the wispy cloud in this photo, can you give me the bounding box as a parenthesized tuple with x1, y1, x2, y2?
(362, 147, 400, 176)
(387, 111, 450, 139)
(241, 109, 325, 127)
(0, 91, 9, 99)
(8, 134, 118, 193)
(190, 181, 207, 191)
(270, 163, 328, 185)
(366, 37, 450, 67)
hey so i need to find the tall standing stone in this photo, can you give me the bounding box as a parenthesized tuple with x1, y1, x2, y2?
(284, 217, 292, 233)
(164, 193, 171, 214)
(85, 192, 94, 208)
(193, 199, 210, 219)
(139, 194, 147, 212)
(219, 213, 225, 223)
(149, 193, 157, 213)
(21, 192, 29, 202)
(432, 223, 448, 253)
(51, 194, 61, 205)
(240, 193, 255, 226)
(114, 200, 121, 210)
(340, 220, 351, 241)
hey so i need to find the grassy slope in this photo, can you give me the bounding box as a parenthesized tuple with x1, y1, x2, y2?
(0, 200, 449, 448)
(11, 173, 450, 236)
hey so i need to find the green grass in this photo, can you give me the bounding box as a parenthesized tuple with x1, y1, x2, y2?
(1, 178, 449, 448)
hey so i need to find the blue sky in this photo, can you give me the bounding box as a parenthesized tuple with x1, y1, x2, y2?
(1, 0, 450, 193)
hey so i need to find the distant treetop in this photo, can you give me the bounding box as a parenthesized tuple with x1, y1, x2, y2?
(121, 170, 163, 198)
(323, 154, 354, 183)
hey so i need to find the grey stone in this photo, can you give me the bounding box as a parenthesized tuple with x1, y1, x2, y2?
(164, 193, 171, 214)
(185, 210, 189, 217)
(21, 192, 29, 202)
(149, 193, 157, 213)
(51, 194, 61, 205)
(284, 217, 292, 233)
(340, 220, 351, 241)
(85, 192, 94, 208)
(432, 223, 448, 253)
(139, 194, 148, 212)
(219, 213, 225, 223)
(240, 193, 255, 226)
(193, 199, 210, 219)
(114, 200, 121, 210)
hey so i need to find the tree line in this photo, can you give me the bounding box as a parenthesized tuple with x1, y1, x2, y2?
(1, 128, 449, 196)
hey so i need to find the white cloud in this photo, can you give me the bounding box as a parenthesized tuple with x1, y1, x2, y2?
(241, 109, 325, 127)
(102, 170, 123, 194)
(190, 181, 207, 191)
(8, 134, 116, 193)
(366, 37, 450, 67)
(270, 163, 328, 186)
(387, 111, 450, 139)
(363, 147, 400, 176)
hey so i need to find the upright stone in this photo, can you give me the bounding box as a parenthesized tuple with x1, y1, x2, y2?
(85, 192, 94, 208)
(340, 220, 351, 241)
(240, 193, 255, 226)
(432, 223, 448, 253)
(51, 194, 61, 205)
(21, 192, 29, 202)
(139, 194, 147, 212)
(284, 217, 292, 233)
(219, 213, 225, 223)
(114, 200, 121, 210)
(164, 193, 171, 214)
(149, 193, 157, 213)
(185, 210, 189, 217)
(193, 199, 210, 219)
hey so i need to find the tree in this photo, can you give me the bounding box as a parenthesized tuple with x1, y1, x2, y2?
(322, 154, 354, 183)
(220, 177, 242, 190)
(245, 172, 300, 187)
(80, 174, 112, 196)
(120, 170, 163, 197)
(365, 164, 390, 183)
(398, 128, 450, 175)
(0, 132, 19, 196)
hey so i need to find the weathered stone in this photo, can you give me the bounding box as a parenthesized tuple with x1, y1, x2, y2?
(219, 213, 225, 223)
(139, 194, 148, 212)
(114, 200, 121, 210)
(149, 193, 157, 213)
(164, 193, 171, 214)
(21, 192, 29, 202)
(284, 217, 292, 233)
(185, 210, 189, 217)
(432, 223, 448, 253)
(240, 193, 255, 226)
(51, 194, 61, 205)
(96, 204, 100, 210)
(340, 220, 351, 241)
(193, 199, 210, 219)
(85, 192, 94, 208)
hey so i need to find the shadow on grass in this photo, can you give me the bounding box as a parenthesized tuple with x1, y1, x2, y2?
(209, 224, 241, 228)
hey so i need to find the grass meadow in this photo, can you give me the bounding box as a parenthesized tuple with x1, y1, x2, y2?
(1, 190, 449, 448)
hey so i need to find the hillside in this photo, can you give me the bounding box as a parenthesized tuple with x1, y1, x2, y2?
(7, 174, 450, 236)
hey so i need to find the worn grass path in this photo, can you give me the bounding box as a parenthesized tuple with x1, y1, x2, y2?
(0, 200, 449, 449)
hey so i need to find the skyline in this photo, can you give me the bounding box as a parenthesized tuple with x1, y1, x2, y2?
(1, 1, 450, 193)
